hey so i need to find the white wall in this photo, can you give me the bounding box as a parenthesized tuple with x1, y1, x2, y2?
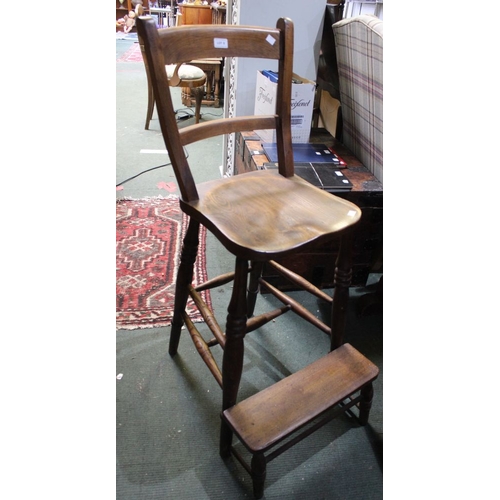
(344, 0, 383, 20)
(232, 0, 327, 117)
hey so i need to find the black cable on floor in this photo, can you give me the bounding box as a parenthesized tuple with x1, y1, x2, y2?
(116, 147, 189, 187)
(116, 105, 223, 188)
(116, 162, 172, 187)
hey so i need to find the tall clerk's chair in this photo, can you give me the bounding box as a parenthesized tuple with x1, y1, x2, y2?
(137, 15, 379, 499)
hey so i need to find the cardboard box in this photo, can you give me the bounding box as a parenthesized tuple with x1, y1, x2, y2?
(254, 70, 315, 144)
(317, 89, 341, 138)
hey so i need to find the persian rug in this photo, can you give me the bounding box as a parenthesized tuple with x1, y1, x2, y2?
(116, 43, 143, 63)
(116, 196, 212, 330)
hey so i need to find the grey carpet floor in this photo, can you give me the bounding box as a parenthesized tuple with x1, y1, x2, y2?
(117, 280, 382, 499)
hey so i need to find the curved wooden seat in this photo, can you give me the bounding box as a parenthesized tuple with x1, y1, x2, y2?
(182, 169, 360, 260)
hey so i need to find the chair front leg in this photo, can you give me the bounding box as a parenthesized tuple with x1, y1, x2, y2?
(220, 257, 248, 456)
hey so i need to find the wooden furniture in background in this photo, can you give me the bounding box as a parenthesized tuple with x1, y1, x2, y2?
(177, 3, 212, 25)
(140, 37, 207, 127)
(137, 16, 379, 499)
(176, 2, 226, 25)
(211, 4, 226, 24)
(178, 3, 226, 109)
(181, 58, 223, 108)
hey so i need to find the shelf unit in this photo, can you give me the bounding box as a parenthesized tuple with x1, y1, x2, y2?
(116, 0, 150, 31)
(116, 0, 132, 21)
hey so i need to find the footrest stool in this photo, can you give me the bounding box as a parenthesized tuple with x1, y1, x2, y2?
(221, 343, 379, 499)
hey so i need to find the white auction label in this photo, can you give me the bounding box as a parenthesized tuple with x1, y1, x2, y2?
(214, 38, 228, 49)
(266, 34, 276, 45)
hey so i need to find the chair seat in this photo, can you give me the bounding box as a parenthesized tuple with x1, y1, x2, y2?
(180, 169, 362, 260)
(166, 63, 205, 80)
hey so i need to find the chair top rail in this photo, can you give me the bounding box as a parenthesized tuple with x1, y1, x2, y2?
(153, 23, 282, 64)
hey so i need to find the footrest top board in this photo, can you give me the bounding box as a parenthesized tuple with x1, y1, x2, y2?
(222, 343, 379, 453)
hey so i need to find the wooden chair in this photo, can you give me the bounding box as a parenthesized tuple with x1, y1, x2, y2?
(136, 15, 379, 499)
(139, 38, 206, 128)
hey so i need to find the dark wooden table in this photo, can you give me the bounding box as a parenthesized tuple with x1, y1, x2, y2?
(234, 128, 383, 289)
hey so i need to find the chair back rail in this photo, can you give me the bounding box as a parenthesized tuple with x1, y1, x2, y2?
(179, 115, 277, 146)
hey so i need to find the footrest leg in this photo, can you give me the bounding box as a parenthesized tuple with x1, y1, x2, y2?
(251, 452, 266, 500)
(220, 420, 233, 458)
(358, 382, 374, 425)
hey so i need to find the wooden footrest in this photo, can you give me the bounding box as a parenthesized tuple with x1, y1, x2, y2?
(222, 343, 379, 453)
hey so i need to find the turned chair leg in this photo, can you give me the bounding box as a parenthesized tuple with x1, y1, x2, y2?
(191, 86, 204, 124)
(169, 219, 200, 356)
(220, 258, 248, 456)
(330, 231, 354, 351)
(247, 261, 263, 318)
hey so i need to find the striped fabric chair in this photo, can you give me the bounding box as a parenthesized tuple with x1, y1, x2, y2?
(332, 15, 383, 183)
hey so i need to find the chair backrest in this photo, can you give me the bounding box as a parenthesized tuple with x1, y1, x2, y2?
(136, 16, 295, 202)
(332, 15, 383, 183)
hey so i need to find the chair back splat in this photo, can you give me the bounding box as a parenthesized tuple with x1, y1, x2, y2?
(136, 15, 379, 500)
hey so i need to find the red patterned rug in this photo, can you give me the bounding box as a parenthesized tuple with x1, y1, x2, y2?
(116, 43, 143, 63)
(116, 196, 212, 330)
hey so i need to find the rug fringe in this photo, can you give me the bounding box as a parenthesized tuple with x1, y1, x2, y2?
(116, 319, 205, 331)
(116, 195, 179, 203)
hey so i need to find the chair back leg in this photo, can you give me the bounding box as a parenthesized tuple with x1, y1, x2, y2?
(330, 231, 354, 350)
(169, 218, 200, 356)
(145, 84, 155, 130)
(247, 261, 263, 318)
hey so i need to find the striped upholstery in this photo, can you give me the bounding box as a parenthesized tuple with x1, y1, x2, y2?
(332, 15, 383, 183)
